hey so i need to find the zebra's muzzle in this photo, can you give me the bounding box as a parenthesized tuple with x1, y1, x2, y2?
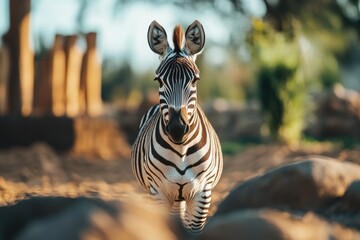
(166, 107, 190, 144)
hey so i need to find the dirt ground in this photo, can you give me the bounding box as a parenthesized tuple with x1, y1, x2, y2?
(0, 142, 359, 215)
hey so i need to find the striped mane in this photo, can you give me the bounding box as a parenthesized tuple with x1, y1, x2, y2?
(173, 25, 184, 53)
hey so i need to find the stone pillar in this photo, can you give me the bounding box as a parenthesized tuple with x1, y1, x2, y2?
(4, 0, 34, 116)
(64, 35, 82, 117)
(0, 44, 10, 115)
(50, 34, 66, 116)
(80, 32, 103, 117)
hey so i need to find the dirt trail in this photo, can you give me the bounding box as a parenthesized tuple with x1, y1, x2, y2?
(0, 142, 358, 214)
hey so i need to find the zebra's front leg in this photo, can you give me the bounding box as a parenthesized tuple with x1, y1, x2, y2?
(184, 188, 212, 233)
(170, 200, 186, 223)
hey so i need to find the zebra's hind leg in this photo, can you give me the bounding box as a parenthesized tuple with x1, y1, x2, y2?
(184, 188, 212, 233)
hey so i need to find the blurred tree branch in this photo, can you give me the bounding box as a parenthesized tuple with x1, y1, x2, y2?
(72, 0, 360, 46)
(75, 0, 360, 48)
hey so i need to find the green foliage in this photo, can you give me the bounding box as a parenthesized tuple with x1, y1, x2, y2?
(221, 141, 247, 155)
(249, 5, 358, 144)
(319, 55, 340, 89)
(252, 23, 305, 145)
(302, 136, 360, 150)
(221, 138, 262, 155)
(299, 10, 355, 90)
(258, 65, 305, 144)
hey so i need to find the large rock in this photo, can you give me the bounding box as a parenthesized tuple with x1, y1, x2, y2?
(318, 180, 360, 231)
(215, 156, 360, 216)
(342, 180, 360, 211)
(0, 196, 183, 240)
(206, 156, 360, 240)
(200, 209, 360, 240)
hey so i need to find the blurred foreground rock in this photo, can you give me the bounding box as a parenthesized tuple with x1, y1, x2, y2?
(201, 209, 360, 240)
(0, 197, 184, 240)
(205, 156, 360, 240)
(215, 156, 360, 215)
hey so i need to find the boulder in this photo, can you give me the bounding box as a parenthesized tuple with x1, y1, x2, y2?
(215, 156, 360, 217)
(342, 180, 360, 211)
(200, 209, 360, 240)
(0, 196, 183, 240)
(318, 180, 360, 230)
(208, 156, 360, 239)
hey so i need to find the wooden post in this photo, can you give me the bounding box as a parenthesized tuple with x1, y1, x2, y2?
(50, 34, 66, 116)
(81, 32, 103, 117)
(64, 35, 82, 117)
(0, 44, 10, 115)
(4, 0, 34, 116)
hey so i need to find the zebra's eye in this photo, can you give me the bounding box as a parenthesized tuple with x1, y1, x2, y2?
(154, 77, 163, 88)
(191, 78, 199, 87)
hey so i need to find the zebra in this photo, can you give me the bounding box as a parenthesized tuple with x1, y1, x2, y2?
(131, 20, 223, 233)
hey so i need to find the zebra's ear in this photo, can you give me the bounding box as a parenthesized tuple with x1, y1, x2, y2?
(185, 20, 205, 56)
(147, 21, 170, 56)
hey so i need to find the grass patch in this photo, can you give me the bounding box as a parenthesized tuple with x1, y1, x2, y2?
(222, 136, 360, 156)
(302, 136, 360, 150)
(221, 138, 262, 155)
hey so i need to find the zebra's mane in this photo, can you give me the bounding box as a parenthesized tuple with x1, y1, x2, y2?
(172, 25, 184, 53)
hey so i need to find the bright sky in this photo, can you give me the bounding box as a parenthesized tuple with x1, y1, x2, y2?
(0, 0, 265, 72)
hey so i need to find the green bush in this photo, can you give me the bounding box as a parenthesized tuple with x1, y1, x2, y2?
(252, 26, 306, 145)
(319, 55, 340, 89)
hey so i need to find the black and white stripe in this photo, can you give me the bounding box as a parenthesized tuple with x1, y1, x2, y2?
(131, 20, 223, 233)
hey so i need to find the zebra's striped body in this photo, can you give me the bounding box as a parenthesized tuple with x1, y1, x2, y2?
(131, 20, 223, 232)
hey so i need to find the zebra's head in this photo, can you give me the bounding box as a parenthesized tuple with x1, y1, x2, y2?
(147, 20, 205, 144)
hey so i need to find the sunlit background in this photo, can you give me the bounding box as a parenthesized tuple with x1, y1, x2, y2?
(0, 0, 263, 69)
(0, 0, 359, 146)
